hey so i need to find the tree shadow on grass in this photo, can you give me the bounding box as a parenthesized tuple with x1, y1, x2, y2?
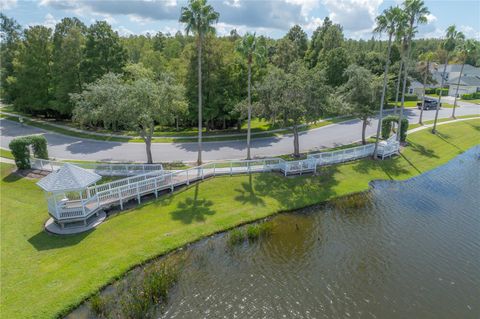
(352, 157, 411, 179)
(436, 131, 464, 152)
(234, 174, 265, 206)
(408, 141, 439, 159)
(2, 172, 22, 183)
(252, 166, 340, 210)
(170, 183, 215, 224)
(28, 229, 92, 251)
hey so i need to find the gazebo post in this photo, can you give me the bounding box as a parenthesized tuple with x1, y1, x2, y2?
(53, 193, 59, 219)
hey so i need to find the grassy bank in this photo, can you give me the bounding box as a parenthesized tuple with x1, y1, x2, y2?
(1, 119, 479, 318)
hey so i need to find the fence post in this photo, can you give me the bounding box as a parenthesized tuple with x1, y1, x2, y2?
(118, 188, 123, 210)
(136, 183, 141, 204)
(170, 174, 174, 192)
(247, 161, 250, 173)
(201, 167, 204, 180)
(213, 163, 216, 176)
(263, 160, 266, 172)
(230, 162, 233, 176)
(186, 169, 190, 185)
(154, 178, 158, 198)
(313, 159, 317, 174)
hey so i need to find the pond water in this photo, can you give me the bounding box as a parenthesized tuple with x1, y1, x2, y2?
(70, 146, 480, 319)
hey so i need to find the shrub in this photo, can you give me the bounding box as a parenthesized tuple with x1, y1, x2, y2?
(425, 88, 436, 94)
(381, 115, 409, 142)
(461, 92, 480, 100)
(8, 135, 48, 169)
(435, 88, 448, 96)
(403, 94, 418, 101)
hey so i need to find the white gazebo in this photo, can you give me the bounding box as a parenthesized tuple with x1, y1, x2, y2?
(37, 163, 102, 230)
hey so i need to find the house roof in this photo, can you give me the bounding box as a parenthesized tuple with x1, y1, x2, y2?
(37, 163, 101, 192)
(448, 75, 480, 87)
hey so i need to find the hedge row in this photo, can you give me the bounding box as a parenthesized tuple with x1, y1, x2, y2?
(381, 115, 409, 142)
(435, 88, 449, 96)
(461, 92, 480, 100)
(403, 94, 418, 101)
(8, 135, 48, 169)
(425, 88, 437, 94)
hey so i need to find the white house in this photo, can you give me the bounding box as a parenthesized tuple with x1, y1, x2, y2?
(430, 64, 480, 97)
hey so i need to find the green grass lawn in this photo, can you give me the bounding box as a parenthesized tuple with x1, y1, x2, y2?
(461, 99, 480, 105)
(387, 100, 455, 109)
(1, 119, 479, 319)
(408, 114, 480, 130)
(0, 148, 14, 159)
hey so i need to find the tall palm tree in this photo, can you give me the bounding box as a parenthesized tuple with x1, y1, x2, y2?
(397, 0, 429, 142)
(179, 0, 219, 165)
(373, 6, 404, 158)
(432, 25, 464, 133)
(236, 33, 266, 159)
(451, 39, 475, 118)
(417, 51, 436, 125)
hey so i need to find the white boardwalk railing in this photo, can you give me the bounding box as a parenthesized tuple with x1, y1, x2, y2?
(40, 139, 399, 222)
(31, 158, 163, 176)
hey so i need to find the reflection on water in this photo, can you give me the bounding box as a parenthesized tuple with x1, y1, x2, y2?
(161, 146, 480, 319)
(69, 146, 480, 319)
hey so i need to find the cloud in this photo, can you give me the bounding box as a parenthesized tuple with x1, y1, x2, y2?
(426, 13, 437, 23)
(459, 25, 480, 40)
(0, 0, 17, 10)
(321, 0, 383, 32)
(28, 13, 58, 29)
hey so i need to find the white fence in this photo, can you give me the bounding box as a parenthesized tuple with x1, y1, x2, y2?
(42, 140, 399, 222)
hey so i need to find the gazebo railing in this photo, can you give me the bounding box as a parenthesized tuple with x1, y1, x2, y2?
(45, 140, 400, 222)
(31, 158, 163, 176)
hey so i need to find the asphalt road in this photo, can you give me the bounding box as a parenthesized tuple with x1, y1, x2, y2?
(1, 99, 478, 162)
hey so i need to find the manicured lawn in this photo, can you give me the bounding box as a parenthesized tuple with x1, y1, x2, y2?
(1, 119, 479, 319)
(0, 148, 14, 159)
(387, 100, 455, 108)
(408, 114, 480, 130)
(461, 99, 480, 105)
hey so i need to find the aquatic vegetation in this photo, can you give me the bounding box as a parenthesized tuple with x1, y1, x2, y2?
(227, 228, 245, 246)
(90, 261, 180, 319)
(332, 193, 371, 210)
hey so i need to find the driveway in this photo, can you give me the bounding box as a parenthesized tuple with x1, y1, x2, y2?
(1, 103, 479, 162)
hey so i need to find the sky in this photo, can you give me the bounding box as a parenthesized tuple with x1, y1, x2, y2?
(1, 0, 479, 40)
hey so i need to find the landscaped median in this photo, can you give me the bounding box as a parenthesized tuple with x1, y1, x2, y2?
(1, 119, 479, 319)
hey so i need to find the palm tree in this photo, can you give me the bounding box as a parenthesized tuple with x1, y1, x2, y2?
(179, 0, 219, 165)
(451, 39, 476, 118)
(432, 25, 464, 133)
(373, 6, 405, 159)
(397, 0, 429, 142)
(236, 33, 266, 160)
(417, 51, 436, 125)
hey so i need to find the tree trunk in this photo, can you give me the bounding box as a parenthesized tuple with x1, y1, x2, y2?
(419, 60, 429, 125)
(451, 61, 464, 118)
(433, 55, 449, 134)
(393, 60, 403, 115)
(397, 34, 413, 143)
(176, 116, 179, 131)
(293, 125, 300, 157)
(246, 60, 252, 160)
(362, 117, 368, 145)
(141, 126, 154, 164)
(373, 32, 393, 159)
(197, 35, 203, 165)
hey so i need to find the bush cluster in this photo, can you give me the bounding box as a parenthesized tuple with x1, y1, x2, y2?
(435, 88, 449, 96)
(381, 115, 409, 142)
(425, 88, 437, 94)
(461, 92, 480, 100)
(8, 135, 48, 169)
(403, 94, 418, 101)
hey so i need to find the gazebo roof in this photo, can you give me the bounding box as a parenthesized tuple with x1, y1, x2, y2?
(37, 163, 101, 192)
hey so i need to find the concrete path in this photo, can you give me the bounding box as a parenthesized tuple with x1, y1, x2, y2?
(1, 103, 479, 162)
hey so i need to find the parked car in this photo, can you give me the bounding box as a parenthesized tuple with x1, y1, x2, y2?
(417, 98, 442, 110)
